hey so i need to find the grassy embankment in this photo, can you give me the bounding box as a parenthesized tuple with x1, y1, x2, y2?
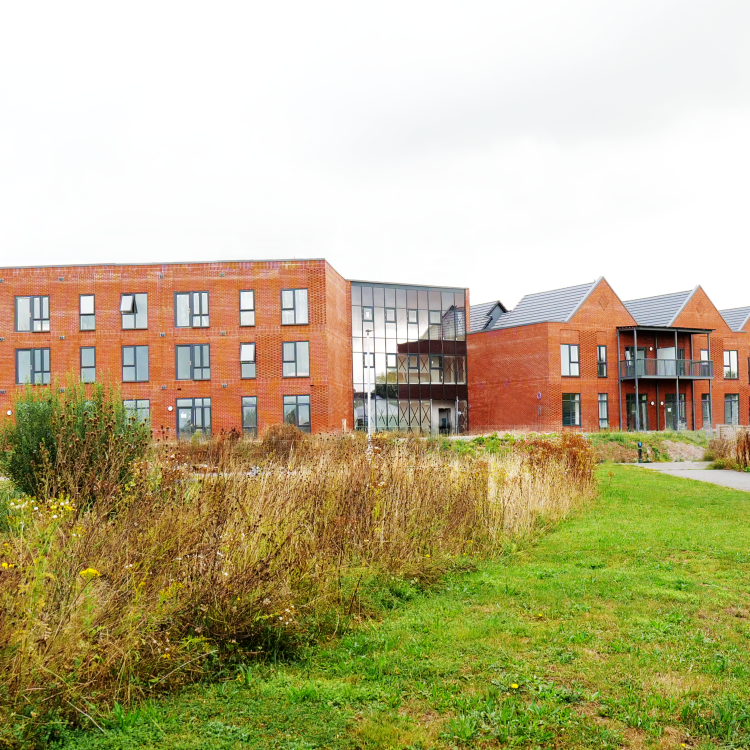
(52, 463, 750, 750)
(455, 430, 709, 464)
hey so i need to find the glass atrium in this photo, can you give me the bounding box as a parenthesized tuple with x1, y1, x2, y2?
(351, 282, 468, 435)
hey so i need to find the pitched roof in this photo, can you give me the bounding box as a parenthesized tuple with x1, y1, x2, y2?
(622, 289, 694, 327)
(469, 301, 506, 333)
(720, 306, 750, 333)
(487, 279, 600, 331)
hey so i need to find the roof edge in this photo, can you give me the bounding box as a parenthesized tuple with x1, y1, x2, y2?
(667, 285, 701, 327)
(564, 277, 602, 323)
(719, 307, 750, 333)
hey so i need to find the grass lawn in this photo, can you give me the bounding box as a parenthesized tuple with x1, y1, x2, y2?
(56, 466, 750, 750)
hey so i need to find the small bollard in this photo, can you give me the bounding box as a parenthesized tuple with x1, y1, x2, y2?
(637, 441, 643, 463)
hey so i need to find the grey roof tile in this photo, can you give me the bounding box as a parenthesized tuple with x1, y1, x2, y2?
(622, 290, 693, 327)
(469, 301, 505, 333)
(489, 280, 599, 330)
(719, 306, 750, 332)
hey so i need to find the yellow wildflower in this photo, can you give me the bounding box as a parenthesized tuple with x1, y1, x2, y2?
(80, 568, 101, 579)
(511, 683, 519, 689)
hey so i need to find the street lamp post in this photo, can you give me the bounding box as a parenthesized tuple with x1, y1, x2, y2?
(365, 328, 373, 441)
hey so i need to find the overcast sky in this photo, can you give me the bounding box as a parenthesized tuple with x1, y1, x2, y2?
(1, 1, 749, 309)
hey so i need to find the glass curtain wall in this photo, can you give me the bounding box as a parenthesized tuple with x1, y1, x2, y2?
(351, 282, 468, 434)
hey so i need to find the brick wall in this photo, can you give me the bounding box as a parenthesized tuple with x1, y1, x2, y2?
(0, 260, 353, 435)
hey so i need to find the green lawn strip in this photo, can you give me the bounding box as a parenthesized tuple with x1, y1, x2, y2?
(57, 466, 750, 749)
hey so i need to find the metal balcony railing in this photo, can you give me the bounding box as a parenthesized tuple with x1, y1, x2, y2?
(619, 358, 714, 379)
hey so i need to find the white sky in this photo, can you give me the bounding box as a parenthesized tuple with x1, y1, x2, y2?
(1, 1, 749, 309)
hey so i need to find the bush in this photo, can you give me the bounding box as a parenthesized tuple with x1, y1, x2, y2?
(0, 380, 151, 504)
(260, 422, 306, 457)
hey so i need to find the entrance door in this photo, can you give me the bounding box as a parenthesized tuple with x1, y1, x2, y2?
(438, 408, 452, 436)
(664, 393, 686, 431)
(626, 393, 649, 431)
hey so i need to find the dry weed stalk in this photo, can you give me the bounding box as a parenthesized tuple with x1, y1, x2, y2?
(0, 432, 595, 741)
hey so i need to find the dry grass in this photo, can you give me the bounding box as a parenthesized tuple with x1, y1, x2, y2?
(0, 431, 595, 743)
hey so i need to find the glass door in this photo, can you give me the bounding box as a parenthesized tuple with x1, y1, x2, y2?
(626, 393, 649, 431)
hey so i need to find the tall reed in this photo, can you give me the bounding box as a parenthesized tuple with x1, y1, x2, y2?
(0, 432, 595, 745)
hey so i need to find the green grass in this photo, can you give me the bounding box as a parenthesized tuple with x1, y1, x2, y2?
(53, 466, 750, 749)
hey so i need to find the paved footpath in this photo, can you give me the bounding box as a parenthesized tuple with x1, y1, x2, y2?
(633, 461, 750, 492)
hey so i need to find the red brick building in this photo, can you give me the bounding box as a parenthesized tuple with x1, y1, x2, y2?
(468, 278, 750, 433)
(0, 260, 469, 437)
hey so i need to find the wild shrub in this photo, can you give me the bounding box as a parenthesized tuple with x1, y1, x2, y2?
(0, 433, 596, 745)
(0, 380, 151, 505)
(735, 429, 750, 470)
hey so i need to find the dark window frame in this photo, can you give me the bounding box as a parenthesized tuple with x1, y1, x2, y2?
(120, 292, 148, 330)
(242, 396, 258, 436)
(598, 393, 609, 429)
(122, 345, 149, 383)
(282, 341, 310, 378)
(176, 397, 212, 438)
(561, 344, 580, 377)
(724, 350, 739, 379)
(362, 306, 374, 322)
(406, 309, 418, 324)
(15, 348, 51, 385)
(123, 399, 150, 424)
(175, 343, 211, 381)
(240, 342, 256, 379)
(15, 295, 50, 332)
(597, 345, 607, 378)
(562, 393, 581, 427)
(725, 393, 740, 425)
(283, 394, 311, 433)
(79, 294, 95, 331)
(385, 307, 396, 323)
(80, 346, 96, 383)
(281, 288, 309, 325)
(174, 291, 209, 328)
(240, 290, 255, 327)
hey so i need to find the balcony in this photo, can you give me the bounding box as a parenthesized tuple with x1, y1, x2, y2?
(619, 358, 714, 380)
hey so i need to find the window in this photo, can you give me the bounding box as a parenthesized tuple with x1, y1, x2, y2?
(725, 394, 739, 425)
(175, 292, 209, 328)
(242, 396, 257, 436)
(281, 289, 308, 325)
(598, 393, 609, 429)
(16, 348, 50, 384)
(724, 350, 738, 379)
(561, 344, 580, 377)
(176, 398, 211, 438)
(122, 346, 149, 382)
(80, 347, 96, 383)
(407, 309, 418, 324)
(240, 343, 256, 379)
(597, 345, 607, 377)
(79, 295, 95, 330)
(429, 310, 442, 325)
(362, 306, 374, 321)
(240, 290, 255, 327)
(123, 399, 150, 424)
(430, 355, 443, 384)
(176, 344, 211, 380)
(16, 296, 49, 332)
(702, 394, 711, 428)
(283, 395, 311, 433)
(562, 393, 581, 426)
(282, 341, 310, 377)
(120, 293, 148, 329)
(385, 308, 396, 323)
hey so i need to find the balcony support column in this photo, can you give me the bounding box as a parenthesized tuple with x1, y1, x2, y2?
(708, 332, 713, 430)
(634, 328, 640, 431)
(675, 329, 680, 431)
(617, 329, 623, 431)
